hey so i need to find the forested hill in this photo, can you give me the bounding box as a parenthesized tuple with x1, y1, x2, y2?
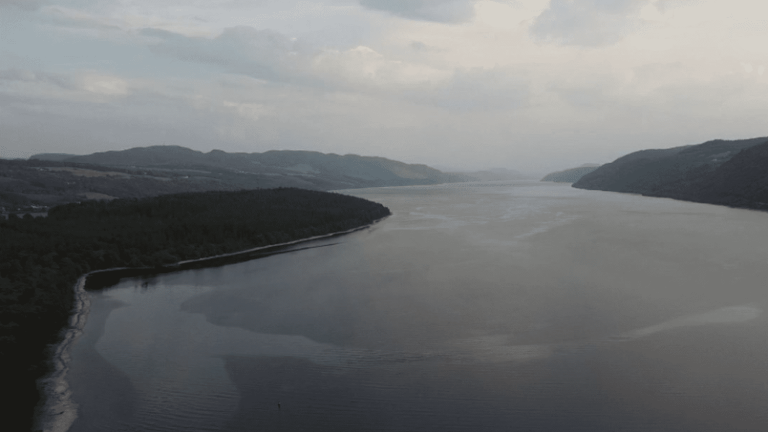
(572, 137, 768, 211)
(0, 146, 448, 212)
(47, 147, 445, 186)
(0, 188, 390, 431)
(4, 146, 446, 209)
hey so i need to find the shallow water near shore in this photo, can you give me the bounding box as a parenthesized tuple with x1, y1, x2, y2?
(63, 182, 768, 431)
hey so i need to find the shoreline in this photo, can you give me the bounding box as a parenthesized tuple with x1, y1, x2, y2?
(33, 276, 90, 432)
(32, 216, 387, 432)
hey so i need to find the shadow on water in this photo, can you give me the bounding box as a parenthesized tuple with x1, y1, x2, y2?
(219, 350, 697, 432)
(84, 242, 341, 291)
(219, 354, 539, 432)
(217, 325, 768, 432)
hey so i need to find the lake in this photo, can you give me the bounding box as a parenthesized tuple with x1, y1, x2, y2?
(64, 181, 768, 431)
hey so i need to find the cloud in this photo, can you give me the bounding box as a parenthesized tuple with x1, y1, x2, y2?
(79, 74, 129, 95)
(221, 100, 272, 120)
(0, 0, 42, 10)
(139, 25, 534, 115)
(142, 26, 453, 93)
(359, 0, 477, 23)
(0, 68, 130, 98)
(530, 0, 650, 46)
(424, 67, 530, 111)
(0, 68, 77, 89)
(142, 26, 319, 85)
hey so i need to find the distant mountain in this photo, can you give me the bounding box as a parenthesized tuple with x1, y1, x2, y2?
(573, 137, 768, 211)
(541, 164, 600, 183)
(26, 153, 77, 161)
(1, 146, 449, 211)
(32, 146, 446, 187)
(448, 168, 531, 182)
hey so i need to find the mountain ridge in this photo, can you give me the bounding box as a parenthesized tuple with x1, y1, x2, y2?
(32, 146, 447, 184)
(2, 146, 449, 211)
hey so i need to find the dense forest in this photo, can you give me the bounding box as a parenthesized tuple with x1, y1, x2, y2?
(0, 188, 390, 431)
(573, 137, 768, 211)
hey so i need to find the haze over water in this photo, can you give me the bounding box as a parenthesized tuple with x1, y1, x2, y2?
(67, 182, 768, 431)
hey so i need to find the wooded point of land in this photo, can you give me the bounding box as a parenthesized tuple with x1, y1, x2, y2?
(0, 187, 390, 431)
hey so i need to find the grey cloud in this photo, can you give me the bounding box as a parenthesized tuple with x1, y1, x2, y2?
(0, 80, 236, 158)
(0, 0, 42, 10)
(410, 41, 440, 52)
(359, 0, 476, 23)
(654, 0, 686, 13)
(552, 83, 611, 108)
(0, 68, 77, 89)
(425, 67, 529, 112)
(141, 27, 527, 113)
(530, 0, 649, 46)
(142, 27, 319, 85)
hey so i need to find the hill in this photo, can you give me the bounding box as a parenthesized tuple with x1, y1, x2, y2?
(1, 146, 448, 212)
(573, 137, 768, 210)
(35, 146, 446, 186)
(679, 140, 768, 210)
(453, 167, 530, 182)
(541, 165, 600, 183)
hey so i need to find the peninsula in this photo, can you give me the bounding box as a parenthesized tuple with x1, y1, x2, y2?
(0, 188, 390, 431)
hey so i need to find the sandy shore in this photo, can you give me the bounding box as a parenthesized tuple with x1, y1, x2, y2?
(34, 276, 90, 432)
(32, 217, 386, 432)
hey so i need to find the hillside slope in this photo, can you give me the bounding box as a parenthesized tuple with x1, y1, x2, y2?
(681, 141, 768, 210)
(541, 165, 600, 183)
(2, 146, 447, 211)
(39, 146, 447, 186)
(573, 137, 768, 210)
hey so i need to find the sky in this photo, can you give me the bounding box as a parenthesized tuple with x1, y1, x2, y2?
(1, 0, 767, 173)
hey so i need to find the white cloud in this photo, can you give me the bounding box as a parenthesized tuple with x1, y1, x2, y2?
(142, 26, 468, 99)
(530, 0, 651, 46)
(79, 73, 129, 95)
(221, 100, 272, 120)
(312, 45, 451, 89)
(0, 68, 129, 96)
(139, 24, 534, 113)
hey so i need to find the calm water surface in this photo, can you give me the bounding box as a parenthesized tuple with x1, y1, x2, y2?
(68, 182, 768, 431)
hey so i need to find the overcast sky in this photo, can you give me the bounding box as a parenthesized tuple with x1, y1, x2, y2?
(1, 0, 767, 172)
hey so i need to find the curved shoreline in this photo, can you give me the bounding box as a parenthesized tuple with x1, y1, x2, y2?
(34, 276, 90, 432)
(33, 217, 387, 432)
